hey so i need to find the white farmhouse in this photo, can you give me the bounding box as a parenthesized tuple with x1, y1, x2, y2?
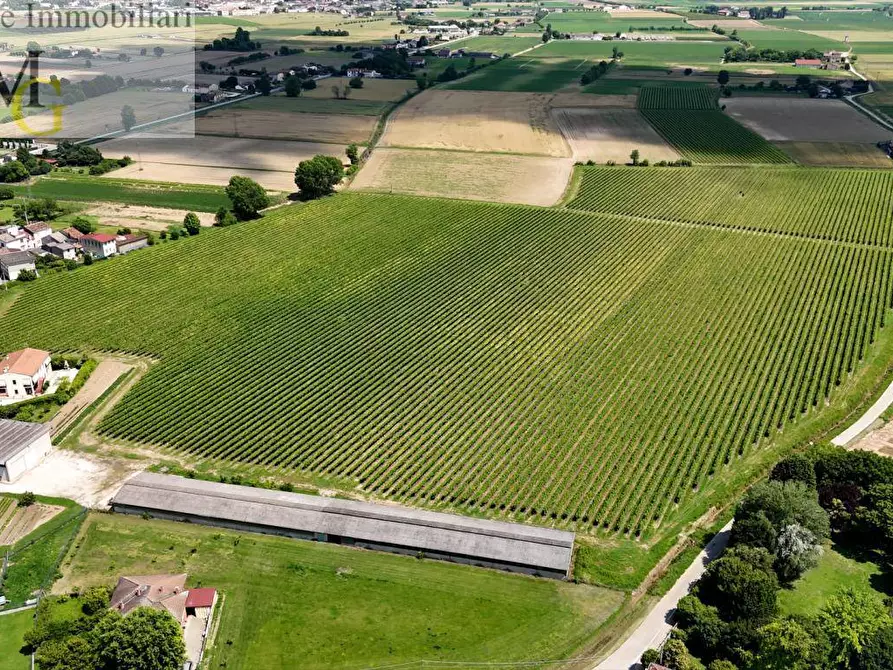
(0, 419, 52, 482)
(81, 232, 118, 259)
(0, 348, 52, 400)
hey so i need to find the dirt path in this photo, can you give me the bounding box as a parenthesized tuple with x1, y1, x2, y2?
(51, 360, 133, 437)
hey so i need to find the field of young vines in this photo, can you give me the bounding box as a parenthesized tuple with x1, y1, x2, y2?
(1, 191, 891, 540)
(638, 86, 792, 164)
(568, 166, 893, 246)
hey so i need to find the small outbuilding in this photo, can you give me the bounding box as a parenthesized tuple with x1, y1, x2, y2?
(0, 418, 52, 482)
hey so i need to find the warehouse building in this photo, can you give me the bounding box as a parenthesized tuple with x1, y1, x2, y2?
(112, 473, 575, 579)
(0, 419, 52, 482)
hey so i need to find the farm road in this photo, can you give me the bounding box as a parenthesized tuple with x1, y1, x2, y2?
(593, 521, 733, 670)
(50, 360, 132, 436)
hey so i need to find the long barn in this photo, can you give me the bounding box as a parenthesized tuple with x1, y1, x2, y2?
(111, 472, 575, 579)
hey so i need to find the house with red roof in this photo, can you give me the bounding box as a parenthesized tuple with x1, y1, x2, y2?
(82, 232, 118, 259)
(0, 348, 51, 400)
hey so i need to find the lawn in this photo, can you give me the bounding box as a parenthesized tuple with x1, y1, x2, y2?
(8, 174, 230, 212)
(0, 610, 33, 670)
(777, 544, 892, 617)
(61, 514, 625, 670)
(535, 10, 698, 34)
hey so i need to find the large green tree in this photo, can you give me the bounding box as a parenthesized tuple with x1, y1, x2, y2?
(225, 176, 269, 220)
(294, 155, 344, 200)
(817, 588, 890, 669)
(697, 549, 778, 624)
(94, 608, 186, 670)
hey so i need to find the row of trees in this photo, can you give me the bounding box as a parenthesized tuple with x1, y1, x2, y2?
(655, 446, 893, 670)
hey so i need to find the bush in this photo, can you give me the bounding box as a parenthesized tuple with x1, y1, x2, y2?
(70, 216, 96, 234)
(733, 480, 829, 552)
(183, 212, 201, 236)
(294, 155, 344, 200)
(641, 648, 660, 665)
(17, 491, 36, 507)
(16, 269, 37, 282)
(214, 207, 238, 227)
(348, 76, 364, 89)
(0, 186, 14, 200)
(770, 454, 817, 489)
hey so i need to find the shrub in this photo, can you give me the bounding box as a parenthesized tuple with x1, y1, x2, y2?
(770, 454, 817, 489)
(17, 491, 36, 507)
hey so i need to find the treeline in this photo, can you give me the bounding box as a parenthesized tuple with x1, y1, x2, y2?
(701, 4, 789, 19)
(580, 59, 614, 85)
(653, 446, 893, 670)
(203, 27, 260, 51)
(311, 26, 350, 36)
(724, 45, 824, 62)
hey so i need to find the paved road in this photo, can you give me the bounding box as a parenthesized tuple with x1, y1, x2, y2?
(594, 521, 733, 670)
(832, 376, 893, 446)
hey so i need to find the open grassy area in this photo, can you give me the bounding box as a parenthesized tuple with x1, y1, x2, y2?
(61, 513, 624, 670)
(778, 544, 892, 617)
(448, 57, 587, 92)
(8, 174, 230, 212)
(0, 610, 33, 670)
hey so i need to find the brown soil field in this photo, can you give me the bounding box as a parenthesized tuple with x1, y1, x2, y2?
(100, 134, 343, 191)
(351, 148, 574, 206)
(551, 92, 638, 108)
(552, 108, 680, 163)
(776, 141, 893, 168)
(85, 204, 217, 231)
(0, 503, 64, 545)
(724, 97, 891, 142)
(196, 108, 375, 143)
(380, 90, 571, 157)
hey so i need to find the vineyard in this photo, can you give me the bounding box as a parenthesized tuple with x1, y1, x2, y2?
(568, 166, 893, 246)
(638, 86, 792, 164)
(1, 192, 892, 542)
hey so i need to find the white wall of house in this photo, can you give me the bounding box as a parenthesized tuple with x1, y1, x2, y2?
(0, 358, 50, 399)
(84, 239, 117, 258)
(0, 260, 36, 281)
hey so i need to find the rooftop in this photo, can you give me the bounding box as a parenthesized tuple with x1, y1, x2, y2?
(0, 251, 33, 267)
(113, 473, 575, 575)
(185, 588, 216, 609)
(0, 418, 50, 465)
(84, 233, 117, 244)
(1, 348, 50, 377)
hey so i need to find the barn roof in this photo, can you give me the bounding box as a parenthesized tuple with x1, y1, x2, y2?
(0, 418, 50, 465)
(113, 473, 575, 575)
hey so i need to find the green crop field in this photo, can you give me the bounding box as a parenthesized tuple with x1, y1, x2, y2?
(2, 188, 893, 552)
(8, 174, 230, 212)
(446, 34, 542, 55)
(0, 610, 32, 670)
(568, 166, 893, 244)
(767, 10, 893, 31)
(530, 40, 727, 66)
(637, 86, 792, 163)
(733, 28, 847, 50)
(63, 513, 624, 670)
(530, 9, 696, 34)
(449, 57, 587, 92)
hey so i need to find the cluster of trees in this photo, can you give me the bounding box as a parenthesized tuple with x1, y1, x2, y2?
(580, 60, 612, 86)
(655, 446, 893, 670)
(311, 26, 350, 36)
(54, 141, 104, 167)
(228, 51, 271, 67)
(702, 4, 788, 19)
(341, 50, 412, 78)
(724, 45, 824, 63)
(204, 27, 260, 52)
(26, 590, 186, 670)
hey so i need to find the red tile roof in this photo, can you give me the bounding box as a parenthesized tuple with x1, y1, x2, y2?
(795, 58, 822, 66)
(185, 588, 216, 609)
(24, 223, 49, 234)
(1, 348, 50, 377)
(61, 228, 85, 240)
(84, 233, 117, 244)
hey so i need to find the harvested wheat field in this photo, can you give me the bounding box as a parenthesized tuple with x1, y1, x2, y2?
(688, 18, 771, 29)
(553, 108, 680, 163)
(380, 90, 571, 156)
(551, 92, 638, 108)
(776, 141, 892, 168)
(351, 148, 574, 206)
(100, 135, 345, 191)
(724, 97, 891, 142)
(196, 108, 375, 143)
(85, 204, 217, 231)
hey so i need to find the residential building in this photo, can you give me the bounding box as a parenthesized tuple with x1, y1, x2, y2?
(0, 419, 52, 482)
(42, 240, 77, 260)
(824, 50, 850, 67)
(0, 348, 52, 400)
(81, 232, 118, 259)
(23, 222, 52, 245)
(0, 250, 37, 281)
(117, 233, 149, 255)
(60, 227, 85, 249)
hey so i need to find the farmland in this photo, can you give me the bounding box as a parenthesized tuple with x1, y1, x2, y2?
(552, 108, 680, 163)
(3, 187, 893, 560)
(637, 86, 792, 163)
(448, 58, 588, 93)
(59, 513, 624, 670)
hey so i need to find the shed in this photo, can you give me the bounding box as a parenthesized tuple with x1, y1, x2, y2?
(0, 419, 51, 482)
(112, 473, 576, 579)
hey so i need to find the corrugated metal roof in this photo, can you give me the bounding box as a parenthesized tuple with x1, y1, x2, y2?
(0, 418, 50, 464)
(113, 473, 575, 575)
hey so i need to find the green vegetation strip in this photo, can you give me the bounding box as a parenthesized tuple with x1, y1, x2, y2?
(9, 175, 229, 212)
(64, 513, 624, 670)
(0, 609, 34, 670)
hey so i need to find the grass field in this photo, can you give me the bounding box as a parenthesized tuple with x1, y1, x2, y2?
(637, 86, 792, 163)
(530, 9, 696, 34)
(3, 186, 893, 558)
(0, 610, 33, 670)
(776, 141, 893, 167)
(60, 513, 625, 670)
(446, 34, 542, 55)
(531, 40, 728, 66)
(777, 544, 891, 617)
(8, 174, 230, 212)
(448, 58, 587, 92)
